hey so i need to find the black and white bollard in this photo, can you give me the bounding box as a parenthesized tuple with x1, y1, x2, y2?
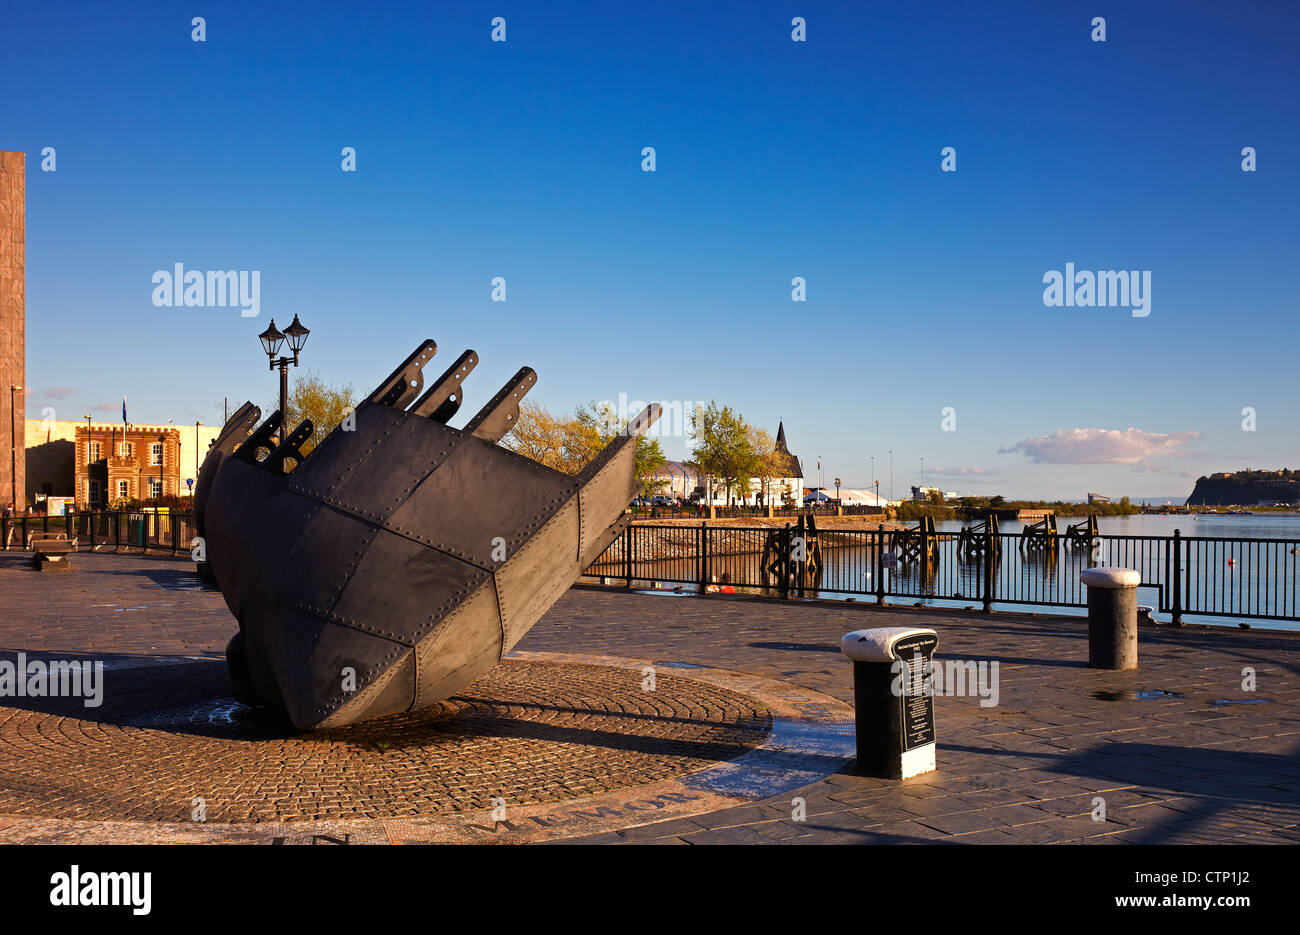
(840, 626, 938, 780)
(1080, 567, 1140, 670)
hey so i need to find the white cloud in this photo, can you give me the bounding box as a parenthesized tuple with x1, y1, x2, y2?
(999, 427, 1199, 465)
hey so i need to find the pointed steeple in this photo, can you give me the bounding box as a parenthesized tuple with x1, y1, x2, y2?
(776, 421, 790, 454)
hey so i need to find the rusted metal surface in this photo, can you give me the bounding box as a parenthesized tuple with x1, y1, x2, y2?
(195, 340, 660, 730)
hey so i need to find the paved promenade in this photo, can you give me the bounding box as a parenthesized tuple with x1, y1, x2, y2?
(1, 549, 1297, 844)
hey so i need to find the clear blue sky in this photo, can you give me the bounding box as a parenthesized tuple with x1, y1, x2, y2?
(3, 1, 1297, 501)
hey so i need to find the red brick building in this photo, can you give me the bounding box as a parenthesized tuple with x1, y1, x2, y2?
(75, 424, 184, 507)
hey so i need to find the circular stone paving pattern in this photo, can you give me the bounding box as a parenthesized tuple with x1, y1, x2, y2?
(0, 659, 772, 823)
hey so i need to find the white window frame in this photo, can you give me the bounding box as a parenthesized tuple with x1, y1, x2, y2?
(117, 480, 129, 499)
(147, 477, 162, 498)
(87, 441, 100, 464)
(150, 442, 163, 466)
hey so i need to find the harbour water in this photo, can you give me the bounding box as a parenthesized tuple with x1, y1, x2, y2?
(607, 513, 1300, 633)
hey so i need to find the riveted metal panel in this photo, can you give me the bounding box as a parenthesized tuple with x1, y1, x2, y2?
(577, 434, 638, 563)
(276, 507, 380, 620)
(384, 436, 577, 568)
(412, 581, 503, 710)
(264, 606, 411, 730)
(330, 528, 492, 645)
(494, 497, 581, 650)
(288, 406, 462, 525)
(285, 401, 405, 498)
(319, 651, 417, 729)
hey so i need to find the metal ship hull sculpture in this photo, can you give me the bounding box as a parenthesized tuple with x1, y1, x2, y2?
(195, 340, 660, 730)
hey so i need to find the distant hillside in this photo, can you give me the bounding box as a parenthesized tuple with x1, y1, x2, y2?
(1186, 470, 1300, 506)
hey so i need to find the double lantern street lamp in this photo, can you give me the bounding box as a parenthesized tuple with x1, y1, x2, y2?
(257, 314, 310, 429)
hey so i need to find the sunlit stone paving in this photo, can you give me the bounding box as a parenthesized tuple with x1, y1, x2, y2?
(0, 550, 1296, 844)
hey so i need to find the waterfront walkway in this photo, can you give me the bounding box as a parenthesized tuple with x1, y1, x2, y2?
(0, 550, 1296, 844)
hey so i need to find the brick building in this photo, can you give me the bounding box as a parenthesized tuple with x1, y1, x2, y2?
(73, 423, 209, 507)
(23, 420, 222, 508)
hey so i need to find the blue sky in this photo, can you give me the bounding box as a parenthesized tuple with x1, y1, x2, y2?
(3, 1, 1297, 500)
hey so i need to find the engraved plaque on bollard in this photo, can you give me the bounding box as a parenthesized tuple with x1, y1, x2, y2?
(841, 626, 939, 780)
(892, 632, 938, 778)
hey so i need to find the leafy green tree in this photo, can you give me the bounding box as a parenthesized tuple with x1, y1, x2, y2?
(503, 400, 667, 498)
(268, 371, 359, 456)
(689, 402, 760, 504)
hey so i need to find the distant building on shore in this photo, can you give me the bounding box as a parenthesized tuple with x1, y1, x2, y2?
(25, 419, 221, 508)
(912, 485, 958, 502)
(647, 422, 805, 506)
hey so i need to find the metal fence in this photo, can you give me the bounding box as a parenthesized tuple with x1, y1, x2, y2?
(2, 510, 199, 557)
(7, 512, 1297, 624)
(585, 523, 1300, 624)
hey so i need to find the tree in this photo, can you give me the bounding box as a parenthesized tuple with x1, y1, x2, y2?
(574, 401, 667, 498)
(503, 399, 668, 498)
(689, 402, 760, 505)
(267, 371, 359, 456)
(749, 426, 780, 505)
(502, 401, 596, 473)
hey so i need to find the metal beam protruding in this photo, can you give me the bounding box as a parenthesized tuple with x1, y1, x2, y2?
(212, 402, 261, 456)
(262, 419, 314, 474)
(232, 411, 284, 465)
(409, 349, 479, 422)
(368, 340, 438, 409)
(463, 367, 537, 443)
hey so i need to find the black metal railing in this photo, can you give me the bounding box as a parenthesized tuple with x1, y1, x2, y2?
(2, 510, 198, 557)
(584, 524, 1300, 624)
(7, 512, 1297, 624)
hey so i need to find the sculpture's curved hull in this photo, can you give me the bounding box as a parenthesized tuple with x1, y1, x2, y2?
(195, 340, 658, 730)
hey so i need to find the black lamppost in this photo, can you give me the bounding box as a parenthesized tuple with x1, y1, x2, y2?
(158, 433, 166, 503)
(834, 477, 841, 507)
(258, 314, 310, 424)
(84, 413, 92, 511)
(9, 384, 21, 514)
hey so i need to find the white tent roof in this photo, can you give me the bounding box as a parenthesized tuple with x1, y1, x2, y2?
(804, 488, 889, 506)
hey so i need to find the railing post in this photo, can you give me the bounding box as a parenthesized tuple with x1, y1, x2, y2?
(875, 524, 885, 606)
(89, 511, 95, 551)
(982, 528, 995, 614)
(1171, 528, 1183, 627)
(698, 521, 706, 591)
(919, 518, 930, 592)
(624, 524, 633, 589)
(115, 512, 120, 551)
(780, 523, 792, 600)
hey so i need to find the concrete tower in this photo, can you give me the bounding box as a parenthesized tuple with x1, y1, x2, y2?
(0, 151, 25, 511)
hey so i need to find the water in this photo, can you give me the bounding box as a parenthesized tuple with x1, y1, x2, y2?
(606, 514, 1300, 632)
(931, 513, 1300, 540)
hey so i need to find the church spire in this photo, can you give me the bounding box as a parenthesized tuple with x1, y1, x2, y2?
(776, 421, 790, 454)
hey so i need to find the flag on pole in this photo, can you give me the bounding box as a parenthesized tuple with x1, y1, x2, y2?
(122, 396, 127, 425)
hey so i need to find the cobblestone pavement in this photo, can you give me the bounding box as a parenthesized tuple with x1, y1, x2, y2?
(2, 550, 1297, 844)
